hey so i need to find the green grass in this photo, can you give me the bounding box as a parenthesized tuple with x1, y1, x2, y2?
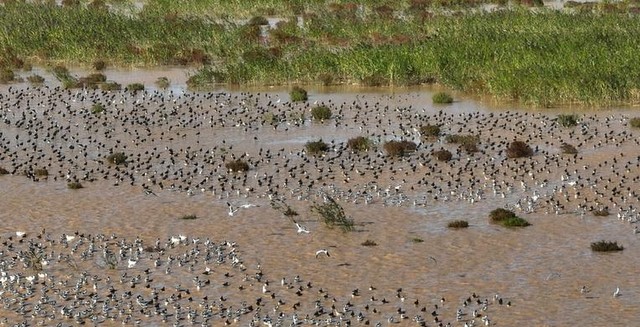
(180, 214, 198, 220)
(560, 142, 578, 154)
(420, 124, 441, 138)
(489, 208, 531, 227)
(305, 139, 329, 155)
(312, 196, 354, 232)
(432, 92, 454, 104)
(347, 136, 373, 152)
(432, 149, 452, 161)
(557, 114, 579, 127)
(383, 140, 417, 157)
(290, 86, 308, 102)
(3, 4, 640, 105)
(311, 105, 332, 121)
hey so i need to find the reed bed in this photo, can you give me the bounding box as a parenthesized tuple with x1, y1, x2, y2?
(3, 3, 640, 105)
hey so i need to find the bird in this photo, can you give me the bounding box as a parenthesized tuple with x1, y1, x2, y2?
(128, 258, 138, 269)
(614, 287, 621, 297)
(226, 202, 240, 216)
(15, 231, 26, 238)
(315, 249, 330, 258)
(295, 222, 310, 234)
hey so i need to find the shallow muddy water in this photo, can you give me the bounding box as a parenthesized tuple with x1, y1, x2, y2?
(0, 83, 639, 326)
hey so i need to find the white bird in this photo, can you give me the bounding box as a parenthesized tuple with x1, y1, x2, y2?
(128, 258, 137, 269)
(315, 249, 330, 258)
(614, 287, 621, 297)
(227, 202, 240, 216)
(15, 231, 26, 238)
(295, 222, 310, 234)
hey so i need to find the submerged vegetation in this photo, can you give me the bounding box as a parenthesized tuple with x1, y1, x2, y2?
(1, 3, 640, 105)
(489, 208, 531, 227)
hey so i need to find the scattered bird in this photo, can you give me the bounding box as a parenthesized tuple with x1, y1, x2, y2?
(614, 287, 621, 297)
(295, 222, 310, 234)
(315, 249, 330, 258)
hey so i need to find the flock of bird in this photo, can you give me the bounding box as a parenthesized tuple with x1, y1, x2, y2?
(1, 84, 639, 325)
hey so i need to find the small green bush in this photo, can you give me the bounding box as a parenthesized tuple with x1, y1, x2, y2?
(629, 117, 640, 128)
(91, 103, 105, 115)
(383, 140, 417, 157)
(106, 152, 127, 165)
(347, 136, 372, 152)
(305, 139, 329, 155)
(557, 114, 579, 127)
(447, 220, 469, 228)
(420, 124, 441, 138)
(489, 208, 530, 227)
(311, 105, 332, 121)
(290, 86, 308, 102)
(67, 181, 83, 189)
(432, 92, 453, 104)
(591, 240, 623, 252)
(506, 140, 533, 158)
(225, 159, 250, 172)
(312, 196, 354, 232)
(432, 149, 452, 161)
(560, 143, 578, 154)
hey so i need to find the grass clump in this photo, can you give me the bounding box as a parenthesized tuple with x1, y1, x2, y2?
(311, 105, 332, 121)
(557, 114, 579, 127)
(629, 117, 640, 128)
(411, 237, 424, 243)
(34, 168, 48, 176)
(92, 59, 107, 71)
(305, 139, 329, 155)
(225, 159, 250, 172)
(180, 214, 197, 220)
(0, 68, 15, 84)
(446, 134, 480, 153)
(312, 195, 354, 232)
(91, 103, 105, 115)
(592, 208, 610, 216)
(447, 220, 469, 228)
(432, 149, 453, 162)
(26, 74, 45, 84)
(361, 239, 378, 246)
(420, 124, 441, 138)
(506, 140, 533, 158)
(383, 140, 417, 157)
(347, 136, 373, 152)
(560, 142, 578, 154)
(155, 76, 170, 89)
(432, 92, 453, 104)
(126, 83, 144, 92)
(591, 240, 624, 252)
(67, 181, 83, 189)
(100, 81, 121, 91)
(489, 208, 531, 227)
(106, 152, 127, 165)
(290, 86, 308, 102)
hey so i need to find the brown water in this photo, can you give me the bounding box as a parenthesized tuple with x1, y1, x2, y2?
(0, 84, 639, 326)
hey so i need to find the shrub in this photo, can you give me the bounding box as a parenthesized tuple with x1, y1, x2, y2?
(446, 134, 480, 153)
(305, 139, 329, 155)
(67, 181, 83, 189)
(312, 195, 354, 232)
(432, 149, 452, 161)
(311, 105, 332, 121)
(225, 159, 250, 172)
(383, 140, 417, 157)
(489, 208, 530, 227)
(106, 152, 127, 165)
(34, 168, 48, 176)
(180, 214, 198, 220)
(447, 220, 469, 228)
(0, 167, 8, 175)
(630, 117, 640, 128)
(361, 239, 378, 246)
(560, 143, 578, 154)
(155, 76, 170, 89)
(432, 92, 453, 104)
(591, 240, 623, 252)
(557, 114, 579, 127)
(506, 140, 533, 158)
(26, 74, 45, 84)
(420, 124, 441, 138)
(126, 83, 144, 92)
(347, 136, 373, 152)
(91, 103, 105, 114)
(290, 86, 308, 102)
